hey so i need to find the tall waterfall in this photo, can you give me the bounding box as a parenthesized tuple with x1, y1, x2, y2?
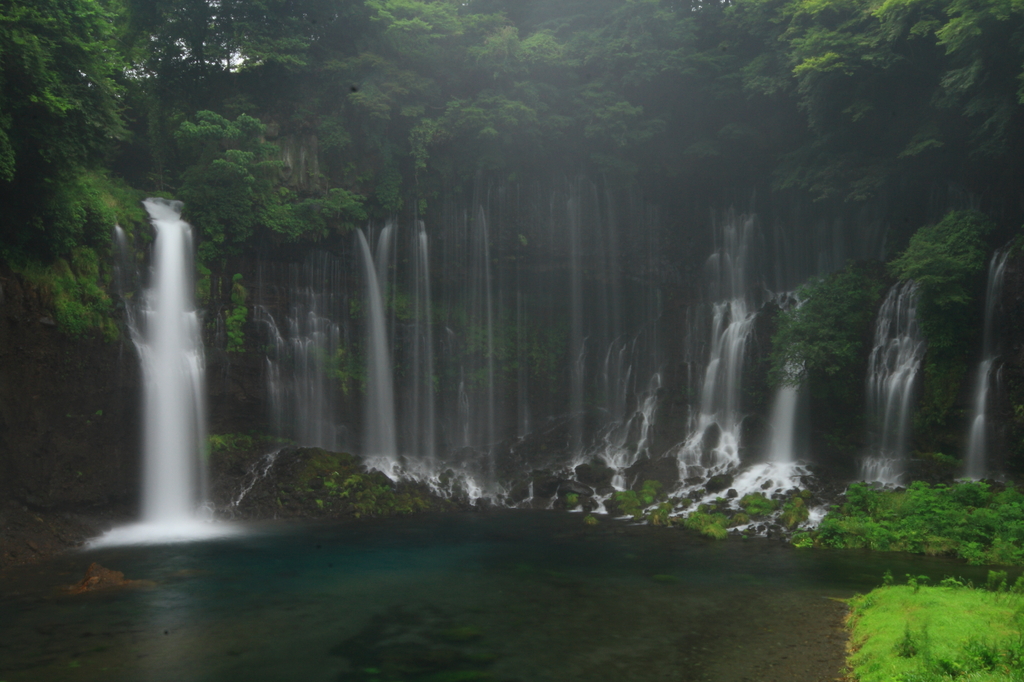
(862, 280, 925, 483)
(965, 248, 1010, 478)
(357, 227, 398, 469)
(92, 199, 234, 546)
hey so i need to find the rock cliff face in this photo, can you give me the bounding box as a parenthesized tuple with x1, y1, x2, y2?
(0, 265, 140, 513)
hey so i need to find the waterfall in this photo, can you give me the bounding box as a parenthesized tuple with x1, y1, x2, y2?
(357, 228, 398, 468)
(594, 372, 661, 490)
(92, 199, 236, 546)
(965, 248, 1010, 478)
(862, 280, 925, 483)
(137, 199, 207, 523)
(567, 194, 585, 454)
(676, 213, 760, 479)
(257, 251, 347, 450)
(767, 385, 799, 464)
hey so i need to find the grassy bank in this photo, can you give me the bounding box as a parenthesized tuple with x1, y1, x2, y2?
(847, 573, 1024, 681)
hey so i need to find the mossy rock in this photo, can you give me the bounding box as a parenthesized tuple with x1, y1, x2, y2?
(226, 447, 452, 520)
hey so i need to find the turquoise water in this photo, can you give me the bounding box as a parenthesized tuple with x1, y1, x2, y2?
(0, 512, 1001, 682)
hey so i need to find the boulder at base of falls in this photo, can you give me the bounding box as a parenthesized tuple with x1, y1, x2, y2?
(706, 473, 734, 493)
(574, 460, 615, 489)
(624, 454, 680, 491)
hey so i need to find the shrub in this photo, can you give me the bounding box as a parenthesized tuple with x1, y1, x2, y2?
(739, 492, 778, 516)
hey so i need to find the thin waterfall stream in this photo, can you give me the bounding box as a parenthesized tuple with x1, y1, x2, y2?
(965, 247, 1010, 478)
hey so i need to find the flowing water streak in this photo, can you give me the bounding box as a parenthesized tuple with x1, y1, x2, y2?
(357, 229, 398, 468)
(862, 280, 925, 483)
(965, 248, 1010, 478)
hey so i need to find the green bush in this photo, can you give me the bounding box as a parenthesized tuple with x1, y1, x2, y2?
(888, 210, 993, 352)
(739, 492, 778, 516)
(805, 482, 1024, 564)
(14, 247, 117, 340)
(683, 511, 730, 540)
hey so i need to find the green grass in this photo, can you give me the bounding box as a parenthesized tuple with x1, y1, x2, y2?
(847, 575, 1024, 681)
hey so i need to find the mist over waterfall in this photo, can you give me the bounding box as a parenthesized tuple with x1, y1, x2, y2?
(965, 247, 1011, 478)
(863, 281, 925, 483)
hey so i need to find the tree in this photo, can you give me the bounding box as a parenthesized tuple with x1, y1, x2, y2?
(0, 0, 125, 259)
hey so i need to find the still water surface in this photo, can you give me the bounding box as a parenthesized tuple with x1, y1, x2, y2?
(0, 511, 1002, 682)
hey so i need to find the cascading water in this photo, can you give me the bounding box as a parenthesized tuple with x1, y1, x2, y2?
(93, 199, 234, 546)
(862, 280, 925, 483)
(965, 248, 1010, 478)
(676, 212, 760, 480)
(258, 251, 348, 450)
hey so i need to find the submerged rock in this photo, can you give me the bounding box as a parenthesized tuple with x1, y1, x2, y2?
(68, 563, 140, 594)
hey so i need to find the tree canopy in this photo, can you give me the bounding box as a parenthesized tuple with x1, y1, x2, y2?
(1, 0, 1024, 260)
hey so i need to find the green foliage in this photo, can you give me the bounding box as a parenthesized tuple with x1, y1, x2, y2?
(324, 345, 366, 396)
(226, 274, 248, 353)
(0, 0, 127, 260)
(13, 248, 117, 340)
(739, 492, 778, 516)
(290, 448, 438, 518)
(770, 264, 885, 389)
(809, 481, 1024, 565)
(176, 111, 366, 262)
(207, 432, 288, 453)
(889, 210, 994, 352)
(683, 511, 730, 540)
(780, 495, 811, 529)
(613, 490, 643, 520)
(847, 579, 1024, 682)
(647, 502, 675, 526)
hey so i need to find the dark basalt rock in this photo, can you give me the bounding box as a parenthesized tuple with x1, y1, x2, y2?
(625, 454, 680, 490)
(706, 473, 734, 493)
(574, 460, 614, 489)
(558, 479, 594, 497)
